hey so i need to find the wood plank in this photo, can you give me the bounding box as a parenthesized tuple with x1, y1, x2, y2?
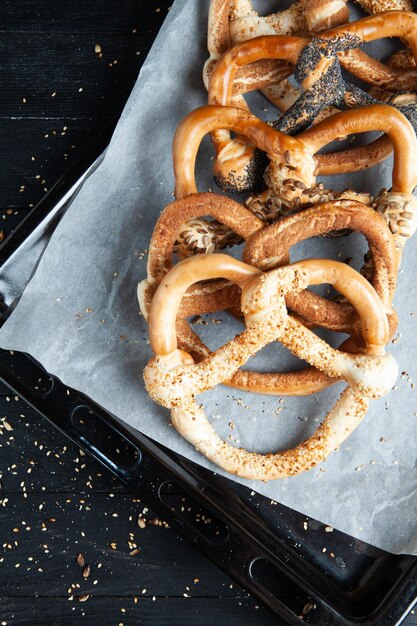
(0, 118, 109, 207)
(0, 2, 172, 208)
(0, 31, 154, 120)
(1, 0, 171, 33)
(0, 493, 242, 598)
(0, 597, 278, 626)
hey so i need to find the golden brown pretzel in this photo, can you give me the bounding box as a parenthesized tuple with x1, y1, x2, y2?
(208, 35, 392, 183)
(207, 13, 417, 191)
(144, 254, 398, 480)
(204, 0, 353, 190)
(243, 200, 399, 333)
(138, 193, 398, 397)
(204, 1, 412, 96)
(138, 193, 263, 320)
(172, 104, 417, 241)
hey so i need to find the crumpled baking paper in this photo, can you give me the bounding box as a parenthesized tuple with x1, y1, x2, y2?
(0, 0, 416, 554)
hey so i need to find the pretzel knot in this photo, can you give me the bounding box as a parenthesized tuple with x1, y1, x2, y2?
(144, 254, 398, 481)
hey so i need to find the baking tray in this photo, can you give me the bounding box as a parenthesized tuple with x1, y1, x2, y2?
(1, 118, 417, 626)
(1, 68, 417, 626)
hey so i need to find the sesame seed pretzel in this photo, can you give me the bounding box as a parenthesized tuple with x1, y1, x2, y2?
(208, 12, 417, 191)
(144, 254, 398, 481)
(243, 199, 399, 334)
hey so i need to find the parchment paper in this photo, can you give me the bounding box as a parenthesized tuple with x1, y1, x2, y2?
(1, 0, 416, 554)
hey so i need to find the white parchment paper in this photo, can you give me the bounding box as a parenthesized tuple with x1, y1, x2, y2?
(1, 0, 416, 554)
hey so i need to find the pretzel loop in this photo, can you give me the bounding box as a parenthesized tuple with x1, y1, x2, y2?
(144, 255, 397, 481)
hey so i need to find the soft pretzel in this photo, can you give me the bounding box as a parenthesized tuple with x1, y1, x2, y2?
(208, 13, 417, 191)
(243, 200, 399, 333)
(138, 193, 262, 321)
(203, 0, 350, 191)
(172, 104, 416, 252)
(204, 1, 412, 91)
(139, 191, 398, 396)
(144, 254, 398, 481)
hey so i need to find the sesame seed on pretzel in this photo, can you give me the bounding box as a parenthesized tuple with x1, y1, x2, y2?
(144, 254, 398, 481)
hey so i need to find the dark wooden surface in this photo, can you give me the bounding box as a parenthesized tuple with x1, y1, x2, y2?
(0, 2, 416, 625)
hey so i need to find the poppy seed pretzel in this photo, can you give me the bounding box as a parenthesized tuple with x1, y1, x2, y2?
(204, 0, 411, 96)
(203, 0, 350, 191)
(144, 254, 398, 481)
(208, 12, 417, 192)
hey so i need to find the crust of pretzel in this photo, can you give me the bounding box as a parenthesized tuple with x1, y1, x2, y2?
(316, 135, 393, 175)
(243, 200, 398, 333)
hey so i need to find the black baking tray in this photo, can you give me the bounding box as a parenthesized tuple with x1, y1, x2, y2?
(0, 79, 416, 626)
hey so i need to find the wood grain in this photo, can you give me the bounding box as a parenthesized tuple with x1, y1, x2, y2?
(0, 597, 277, 626)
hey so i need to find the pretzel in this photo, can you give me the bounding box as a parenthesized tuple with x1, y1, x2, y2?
(208, 13, 417, 191)
(172, 104, 416, 251)
(138, 193, 263, 320)
(225, 0, 411, 46)
(243, 200, 399, 334)
(204, 0, 412, 90)
(203, 0, 350, 189)
(144, 254, 398, 480)
(137, 192, 339, 396)
(139, 191, 398, 396)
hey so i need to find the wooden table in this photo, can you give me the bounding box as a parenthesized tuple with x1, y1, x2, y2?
(0, 2, 415, 624)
